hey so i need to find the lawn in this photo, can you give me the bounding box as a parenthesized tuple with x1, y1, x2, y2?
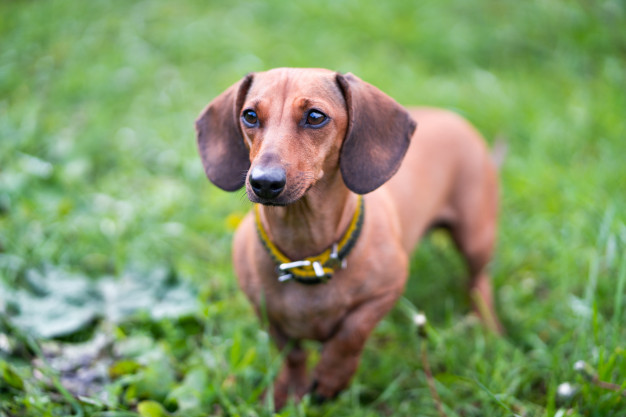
(1, 0, 625, 416)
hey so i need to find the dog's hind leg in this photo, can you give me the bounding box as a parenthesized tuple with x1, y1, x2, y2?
(451, 217, 503, 334)
(449, 171, 503, 334)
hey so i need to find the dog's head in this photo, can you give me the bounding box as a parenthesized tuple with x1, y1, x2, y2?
(196, 68, 416, 205)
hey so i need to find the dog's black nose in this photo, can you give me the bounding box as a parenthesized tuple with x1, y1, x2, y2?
(249, 165, 286, 199)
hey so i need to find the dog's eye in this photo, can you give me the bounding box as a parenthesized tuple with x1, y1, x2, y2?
(242, 109, 258, 127)
(305, 110, 327, 127)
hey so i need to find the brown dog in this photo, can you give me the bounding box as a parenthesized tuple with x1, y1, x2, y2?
(196, 68, 501, 408)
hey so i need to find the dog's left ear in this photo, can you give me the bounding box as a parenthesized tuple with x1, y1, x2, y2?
(336, 73, 417, 194)
(196, 74, 254, 191)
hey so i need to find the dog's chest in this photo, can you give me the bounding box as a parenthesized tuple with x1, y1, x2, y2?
(267, 283, 351, 341)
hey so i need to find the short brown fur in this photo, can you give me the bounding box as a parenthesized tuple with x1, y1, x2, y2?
(196, 68, 502, 409)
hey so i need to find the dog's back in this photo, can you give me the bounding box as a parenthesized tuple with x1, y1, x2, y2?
(385, 107, 498, 254)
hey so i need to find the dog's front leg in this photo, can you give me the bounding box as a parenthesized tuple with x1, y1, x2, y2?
(310, 291, 400, 401)
(268, 326, 309, 410)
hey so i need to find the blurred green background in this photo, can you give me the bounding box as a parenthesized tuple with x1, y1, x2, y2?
(1, 0, 625, 416)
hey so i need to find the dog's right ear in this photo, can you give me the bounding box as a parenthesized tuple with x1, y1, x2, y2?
(196, 74, 254, 191)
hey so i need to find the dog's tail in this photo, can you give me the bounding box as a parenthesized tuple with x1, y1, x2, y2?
(491, 136, 508, 170)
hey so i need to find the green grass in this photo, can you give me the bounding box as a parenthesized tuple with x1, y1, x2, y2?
(1, 0, 625, 415)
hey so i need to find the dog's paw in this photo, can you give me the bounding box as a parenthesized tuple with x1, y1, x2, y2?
(309, 380, 338, 404)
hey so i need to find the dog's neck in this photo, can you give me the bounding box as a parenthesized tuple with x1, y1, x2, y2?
(258, 175, 359, 261)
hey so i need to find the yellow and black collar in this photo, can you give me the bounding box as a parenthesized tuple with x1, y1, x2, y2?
(254, 195, 365, 284)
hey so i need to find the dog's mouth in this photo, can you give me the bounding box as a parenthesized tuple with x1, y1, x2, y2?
(245, 182, 313, 206)
(255, 200, 289, 207)
(246, 194, 294, 207)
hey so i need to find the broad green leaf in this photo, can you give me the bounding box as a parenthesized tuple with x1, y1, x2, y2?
(132, 350, 176, 400)
(3, 265, 198, 339)
(137, 400, 169, 417)
(109, 359, 142, 378)
(0, 360, 24, 390)
(164, 369, 208, 412)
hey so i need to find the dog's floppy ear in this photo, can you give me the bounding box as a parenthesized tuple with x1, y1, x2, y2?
(196, 74, 254, 191)
(336, 73, 417, 194)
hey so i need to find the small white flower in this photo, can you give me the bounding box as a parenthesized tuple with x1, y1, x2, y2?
(413, 313, 427, 327)
(557, 382, 577, 399)
(573, 360, 586, 372)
